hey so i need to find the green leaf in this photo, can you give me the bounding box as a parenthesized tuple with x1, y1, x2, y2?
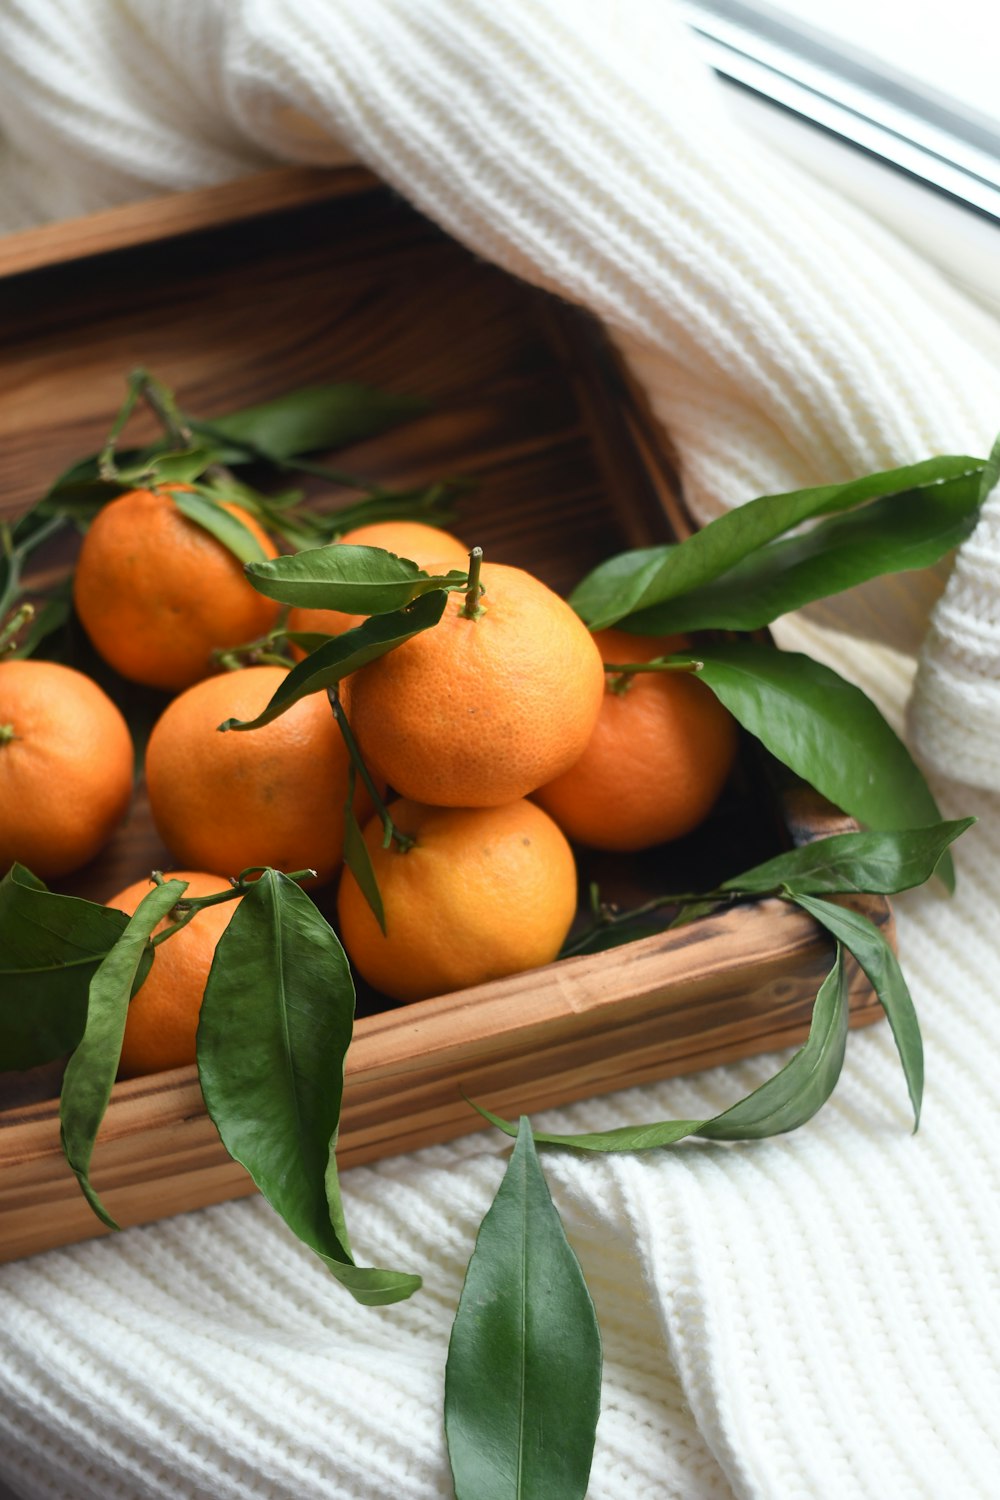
(979, 430, 1000, 504)
(168, 488, 269, 565)
(688, 642, 954, 891)
(445, 1117, 602, 1500)
(793, 893, 922, 1129)
(197, 871, 420, 1306)
(219, 591, 449, 731)
(570, 455, 984, 630)
(136, 447, 218, 486)
(475, 948, 850, 1151)
(720, 819, 974, 897)
(192, 383, 426, 462)
(59, 879, 186, 1228)
(625, 473, 982, 633)
(342, 787, 385, 935)
(0, 866, 131, 1069)
(246, 543, 464, 613)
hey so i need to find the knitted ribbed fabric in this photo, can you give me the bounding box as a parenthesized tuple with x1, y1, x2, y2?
(1, 3, 999, 1498)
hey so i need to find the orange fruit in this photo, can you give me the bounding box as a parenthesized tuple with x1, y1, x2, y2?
(110, 870, 239, 1077)
(534, 629, 738, 851)
(144, 665, 369, 885)
(286, 520, 469, 652)
(345, 562, 605, 806)
(0, 659, 133, 878)
(73, 486, 281, 691)
(337, 798, 578, 1002)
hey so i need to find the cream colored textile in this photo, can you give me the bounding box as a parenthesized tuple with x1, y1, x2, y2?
(1, 3, 999, 1498)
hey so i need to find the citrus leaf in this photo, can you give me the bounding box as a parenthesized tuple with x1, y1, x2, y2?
(168, 488, 269, 565)
(979, 430, 1000, 503)
(60, 878, 186, 1228)
(625, 472, 982, 633)
(0, 866, 131, 1069)
(197, 870, 420, 1306)
(688, 642, 955, 891)
(719, 819, 974, 897)
(445, 1117, 601, 1500)
(570, 454, 984, 630)
(343, 796, 385, 935)
(793, 893, 922, 1129)
(219, 590, 449, 732)
(246, 543, 464, 613)
(474, 948, 849, 1150)
(135, 447, 217, 486)
(192, 383, 427, 462)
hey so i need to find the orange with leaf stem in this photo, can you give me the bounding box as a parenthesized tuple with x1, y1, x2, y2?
(110, 871, 241, 1077)
(144, 665, 370, 885)
(337, 797, 578, 1002)
(534, 628, 738, 850)
(73, 486, 280, 691)
(286, 520, 470, 655)
(344, 555, 605, 807)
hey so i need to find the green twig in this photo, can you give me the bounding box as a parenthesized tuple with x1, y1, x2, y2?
(327, 685, 415, 852)
(150, 865, 317, 945)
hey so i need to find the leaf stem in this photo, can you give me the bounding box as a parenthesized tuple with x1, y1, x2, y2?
(460, 546, 485, 620)
(0, 602, 35, 657)
(327, 686, 415, 852)
(150, 865, 317, 945)
(559, 886, 748, 958)
(604, 658, 703, 695)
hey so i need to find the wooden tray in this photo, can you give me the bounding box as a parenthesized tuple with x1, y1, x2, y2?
(0, 169, 890, 1262)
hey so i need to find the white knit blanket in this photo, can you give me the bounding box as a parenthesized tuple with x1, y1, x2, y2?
(2, 4, 1000, 1498)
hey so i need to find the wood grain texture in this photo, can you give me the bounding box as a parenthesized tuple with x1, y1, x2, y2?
(0, 169, 891, 1261)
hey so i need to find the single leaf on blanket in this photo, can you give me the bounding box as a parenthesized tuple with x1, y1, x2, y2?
(570, 453, 984, 630)
(245, 543, 465, 613)
(474, 947, 849, 1151)
(218, 591, 449, 731)
(197, 871, 420, 1306)
(60, 878, 186, 1229)
(0, 865, 134, 1070)
(191, 382, 427, 462)
(168, 487, 270, 564)
(718, 819, 974, 897)
(684, 642, 956, 891)
(445, 1116, 602, 1500)
(793, 893, 923, 1130)
(624, 472, 982, 633)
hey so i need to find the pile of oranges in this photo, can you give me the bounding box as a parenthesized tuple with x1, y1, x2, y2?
(0, 488, 737, 1077)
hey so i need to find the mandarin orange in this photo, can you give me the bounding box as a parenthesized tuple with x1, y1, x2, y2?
(534, 629, 738, 850)
(144, 666, 369, 885)
(337, 797, 578, 1002)
(0, 659, 133, 878)
(74, 486, 280, 691)
(345, 561, 604, 806)
(110, 871, 240, 1077)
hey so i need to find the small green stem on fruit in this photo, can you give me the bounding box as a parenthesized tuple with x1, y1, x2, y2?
(327, 686, 415, 853)
(460, 546, 485, 620)
(0, 602, 35, 657)
(150, 866, 316, 945)
(0, 723, 17, 746)
(605, 657, 704, 695)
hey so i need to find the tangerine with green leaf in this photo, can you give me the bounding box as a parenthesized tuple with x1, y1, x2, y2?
(534, 629, 738, 850)
(344, 558, 605, 806)
(337, 797, 578, 1002)
(144, 665, 370, 884)
(73, 485, 280, 691)
(286, 519, 469, 653)
(110, 870, 241, 1077)
(0, 659, 133, 878)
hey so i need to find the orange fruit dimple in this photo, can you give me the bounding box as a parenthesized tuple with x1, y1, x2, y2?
(346, 562, 605, 807)
(337, 798, 578, 1003)
(0, 659, 133, 878)
(144, 665, 370, 885)
(73, 486, 281, 691)
(286, 520, 470, 654)
(110, 871, 239, 1077)
(534, 629, 739, 851)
